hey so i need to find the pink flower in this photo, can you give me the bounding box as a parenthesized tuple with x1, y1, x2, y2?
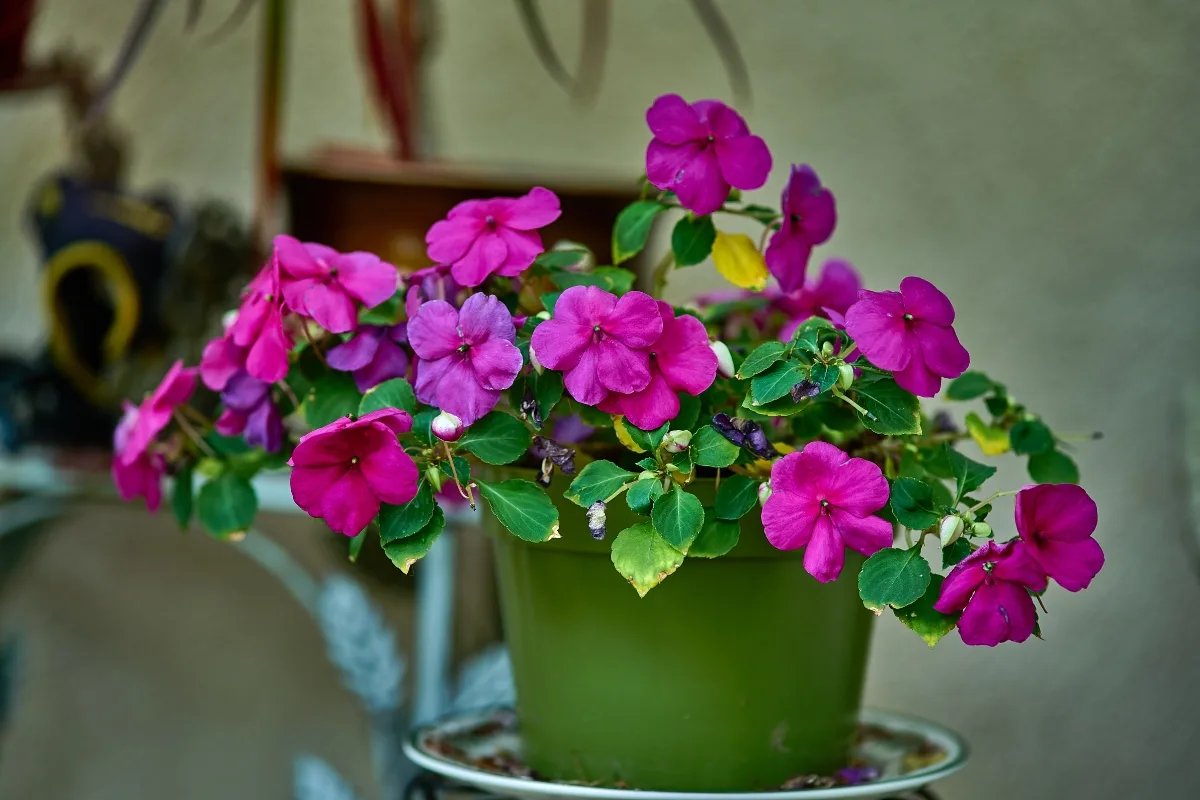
(598, 302, 718, 430)
(530, 286, 662, 406)
(765, 165, 837, 293)
(276, 235, 399, 334)
(777, 259, 861, 341)
(288, 409, 419, 536)
(408, 293, 523, 425)
(200, 332, 247, 392)
(214, 371, 285, 453)
(934, 540, 1048, 646)
(762, 441, 893, 582)
(327, 324, 410, 393)
(425, 188, 562, 288)
(227, 257, 293, 384)
(645, 94, 772, 216)
(1016, 484, 1103, 592)
(112, 360, 198, 510)
(843, 276, 970, 397)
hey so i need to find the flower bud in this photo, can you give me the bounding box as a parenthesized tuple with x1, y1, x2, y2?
(837, 363, 855, 391)
(638, 470, 659, 482)
(431, 411, 464, 442)
(534, 310, 551, 321)
(757, 482, 773, 506)
(529, 342, 544, 374)
(662, 429, 692, 453)
(820, 341, 834, 357)
(425, 465, 446, 493)
(790, 379, 819, 403)
(587, 500, 607, 540)
(710, 340, 736, 379)
(939, 515, 965, 547)
(971, 522, 993, 538)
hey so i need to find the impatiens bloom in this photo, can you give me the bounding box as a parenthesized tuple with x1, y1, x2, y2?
(530, 286, 662, 406)
(227, 257, 292, 383)
(425, 187, 562, 288)
(200, 332, 247, 392)
(777, 259, 862, 341)
(762, 441, 892, 582)
(276, 235, 400, 334)
(214, 371, 285, 453)
(934, 540, 1049, 647)
(645, 94, 772, 216)
(289, 408, 419, 536)
(327, 324, 409, 393)
(408, 293, 523, 425)
(598, 302, 718, 430)
(764, 165, 837, 293)
(112, 360, 198, 511)
(1016, 483, 1103, 591)
(843, 276, 970, 397)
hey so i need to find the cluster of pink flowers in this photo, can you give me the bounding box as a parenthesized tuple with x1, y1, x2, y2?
(112, 361, 197, 510)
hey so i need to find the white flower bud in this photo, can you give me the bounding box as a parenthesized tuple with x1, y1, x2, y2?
(431, 411, 464, 442)
(221, 309, 239, 330)
(757, 482, 773, 506)
(534, 311, 552, 321)
(425, 465, 446, 493)
(662, 429, 692, 453)
(971, 522, 992, 538)
(837, 363, 855, 391)
(939, 515, 965, 548)
(529, 342, 544, 374)
(710, 340, 736, 379)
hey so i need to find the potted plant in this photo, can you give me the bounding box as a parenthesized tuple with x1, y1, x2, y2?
(111, 93, 1103, 791)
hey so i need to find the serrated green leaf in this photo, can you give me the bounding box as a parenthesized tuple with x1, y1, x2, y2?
(690, 425, 740, 468)
(889, 477, 942, 530)
(383, 505, 445, 574)
(853, 378, 922, 436)
(945, 371, 995, 401)
(945, 445, 997, 504)
(626, 477, 665, 515)
(612, 200, 666, 264)
(1010, 419, 1054, 455)
(413, 408, 437, 444)
(965, 411, 1011, 455)
(625, 420, 669, 453)
(690, 508, 740, 558)
(1028, 449, 1080, 484)
(306, 372, 363, 428)
(540, 292, 562, 314)
(537, 248, 590, 269)
(565, 460, 638, 507)
(458, 412, 532, 465)
(172, 463, 194, 530)
(671, 214, 716, 267)
(610, 522, 684, 597)
(359, 377, 417, 416)
(715, 474, 760, 520)
(858, 547, 932, 613)
(196, 473, 257, 539)
(736, 341, 787, 379)
(673, 392, 701, 431)
(808, 362, 840, 392)
(478, 479, 560, 542)
(893, 574, 959, 647)
(751, 362, 805, 405)
(379, 480, 435, 543)
(941, 538, 972, 569)
(530, 370, 564, 427)
(651, 486, 704, 552)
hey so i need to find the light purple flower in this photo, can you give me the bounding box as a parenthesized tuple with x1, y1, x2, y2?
(934, 539, 1048, 647)
(777, 259, 861, 341)
(843, 276, 970, 397)
(275, 234, 400, 334)
(408, 293, 523, 425)
(762, 441, 893, 583)
(645, 94, 772, 216)
(1016, 484, 1103, 592)
(327, 324, 410, 393)
(530, 286, 662, 406)
(214, 371, 285, 453)
(764, 165, 836, 293)
(425, 188, 562, 288)
(597, 302, 718, 430)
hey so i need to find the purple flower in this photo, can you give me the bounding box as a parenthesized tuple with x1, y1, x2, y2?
(764, 165, 837, 293)
(597, 302, 718, 430)
(934, 540, 1048, 647)
(276, 235, 400, 334)
(408, 293, 523, 425)
(762, 441, 893, 583)
(1016, 484, 1103, 592)
(530, 286, 662, 406)
(843, 276, 970, 397)
(200, 332, 247, 392)
(777, 259, 862, 341)
(645, 94, 772, 216)
(425, 187, 562, 288)
(327, 324, 410, 393)
(214, 371, 285, 453)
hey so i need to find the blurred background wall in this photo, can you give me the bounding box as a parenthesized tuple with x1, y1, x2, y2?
(0, 1, 1197, 798)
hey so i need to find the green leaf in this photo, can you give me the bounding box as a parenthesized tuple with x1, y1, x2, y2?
(945, 445, 997, 503)
(477, 479, 561, 542)
(671, 214, 716, 267)
(893, 574, 959, 647)
(942, 538, 972, 569)
(984, 393, 1011, 417)
(537, 248, 590, 269)
(612, 200, 666, 264)
(358, 291, 403, 325)
(858, 547, 932, 613)
(715, 474, 760, 520)
(413, 408, 437, 444)
(673, 392, 701, 431)
(690, 425, 740, 468)
(626, 478, 665, 515)
(458, 412, 532, 465)
(172, 463, 194, 530)
(439, 456, 472, 487)
(540, 292, 562, 314)
(853, 378, 922, 436)
(965, 412, 1010, 455)
(522, 369, 565, 427)
(595, 266, 636, 295)
(565, 460, 638, 507)
(889, 477, 942, 530)
(751, 362, 805, 405)
(1010, 419, 1054, 455)
(945, 371, 995, 401)
(737, 204, 779, 224)
(736, 341, 787, 379)
(383, 505, 445, 574)
(625, 420, 669, 453)
(358, 377, 417, 416)
(1028, 449, 1080, 484)
(808, 362, 840, 393)
(651, 486, 705, 552)
(610, 522, 684, 597)
(196, 473, 258, 539)
(690, 508, 740, 558)
(306, 372, 363, 428)
(378, 480, 436, 542)
(348, 531, 367, 562)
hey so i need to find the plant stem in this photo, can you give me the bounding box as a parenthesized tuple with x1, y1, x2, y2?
(650, 249, 675, 298)
(302, 324, 327, 366)
(903, 527, 913, 548)
(174, 410, 217, 458)
(832, 388, 874, 420)
(967, 490, 1018, 514)
(441, 441, 470, 502)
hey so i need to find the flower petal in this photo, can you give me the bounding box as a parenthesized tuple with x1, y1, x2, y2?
(334, 252, 399, 308)
(291, 463, 349, 515)
(798, 188, 836, 244)
(646, 94, 706, 146)
(530, 319, 591, 371)
(844, 291, 911, 371)
(408, 300, 463, 360)
(214, 408, 247, 437)
(200, 335, 246, 392)
(494, 228, 545, 277)
(934, 560, 986, 613)
(900, 276, 955, 326)
(764, 229, 813, 295)
(762, 486, 820, 551)
(1027, 537, 1104, 592)
(244, 316, 291, 384)
(672, 146, 729, 216)
(450, 233, 508, 288)
(715, 134, 772, 191)
(562, 348, 608, 406)
(555, 285, 617, 327)
(809, 259, 861, 314)
(274, 234, 324, 279)
(1015, 483, 1099, 543)
(955, 582, 1012, 646)
(655, 312, 718, 396)
(470, 339, 523, 391)
(327, 329, 383, 372)
(830, 510, 893, 557)
(824, 457, 890, 517)
(803, 514, 845, 583)
(426, 216, 483, 264)
(646, 140, 703, 191)
(596, 339, 652, 395)
(318, 468, 380, 537)
(610, 371, 678, 431)
(604, 291, 664, 348)
(501, 186, 562, 230)
(303, 283, 358, 333)
(459, 293, 517, 345)
(353, 338, 409, 393)
(357, 408, 413, 437)
(893, 354, 944, 397)
(913, 321, 970, 379)
(244, 400, 284, 453)
(698, 100, 749, 139)
(359, 434, 419, 505)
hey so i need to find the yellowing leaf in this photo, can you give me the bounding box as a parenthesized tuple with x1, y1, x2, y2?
(751, 442, 795, 476)
(966, 412, 1010, 456)
(712, 231, 768, 291)
(613, 416, 646, 453)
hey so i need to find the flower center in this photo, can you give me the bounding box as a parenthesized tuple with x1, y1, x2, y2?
(903, 313, 914, 322)
(484, 215, 497, 230)
(790, 213, 801, 224)
(458, 343, 470, 353)
(820, 498, 830, 510)
(350, 456, 359, 465)
(706, 134, 715, 144)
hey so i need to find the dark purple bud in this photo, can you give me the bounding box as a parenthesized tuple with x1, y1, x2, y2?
(932, 411, 958, 434)
(744, 425, 779, 460)
(789, 379, 820, 403)
(713, 413, 778, 460)
(520, 386, 543, 428)
(586, 501, 607, 540)
(711, 413, 746, 447)
(532, 436, 576, 475)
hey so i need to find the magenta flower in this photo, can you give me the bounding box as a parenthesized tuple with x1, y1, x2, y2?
(777, 259, 861, 341)
(1016, 484, 1103, 592)
(762, 441, 893, 582)
(764, 165, 837, 293)
(275, 235, 399, 334)
(289, 408, 419, 536)
(425, 187, 562, 288)
(843, 276, 970, 397)
(327, 324, 410, 393)
(597, 302, 718, 430)
(530, 286, 662, 406)
(934, 540, 1048, 646)
(112, 360, 198, 510)
(227, 257, 293, 384)
(645, 94, 772, 216)
(214, 371, 285, 453)
(408, 293, 523, 425)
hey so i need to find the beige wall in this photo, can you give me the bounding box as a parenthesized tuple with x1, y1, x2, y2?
(1, 1, 1198, 798)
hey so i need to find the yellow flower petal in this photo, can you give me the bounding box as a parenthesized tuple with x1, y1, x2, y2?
(965, 412, 1011, 456)
(712, 231, 768, 291)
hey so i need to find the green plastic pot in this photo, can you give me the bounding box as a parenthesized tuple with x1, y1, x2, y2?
(486, 472, 875, 791)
